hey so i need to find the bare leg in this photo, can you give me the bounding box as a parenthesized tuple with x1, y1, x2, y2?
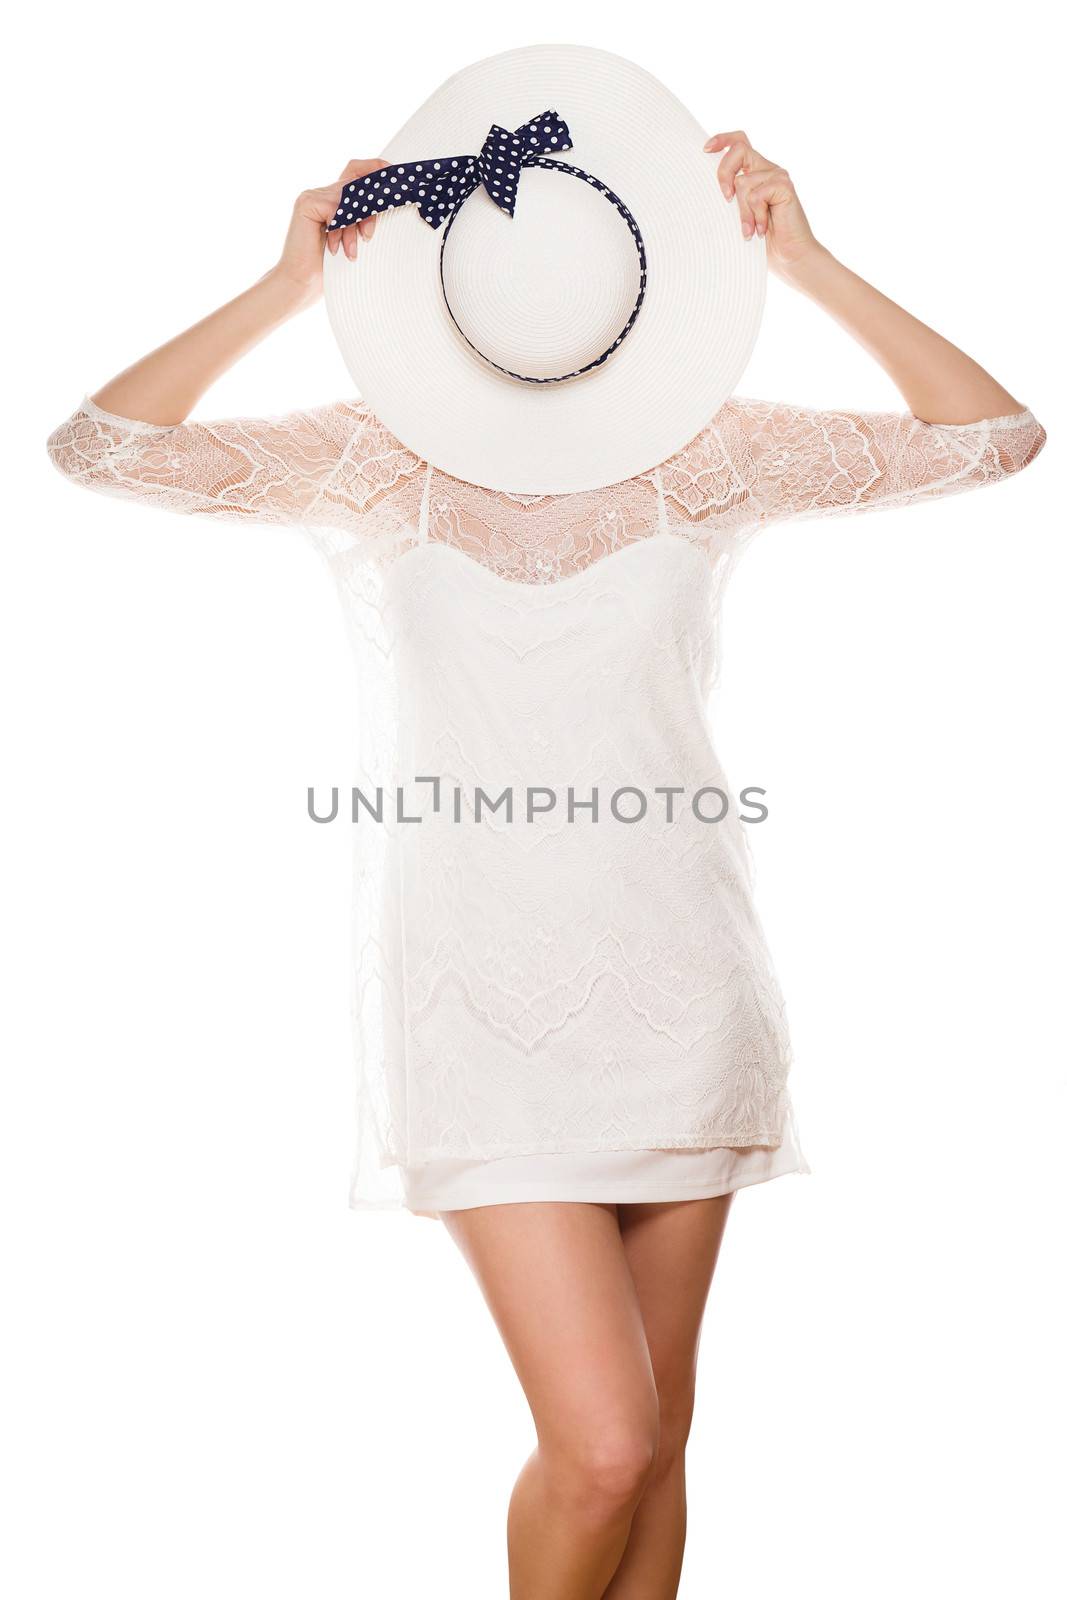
(603, 1193, 735, 1600)
(442, 1201, 660, 1600)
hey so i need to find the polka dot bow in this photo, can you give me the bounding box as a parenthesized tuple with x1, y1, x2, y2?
(328, 111, 574, 231)
(327, 109, 648, 387)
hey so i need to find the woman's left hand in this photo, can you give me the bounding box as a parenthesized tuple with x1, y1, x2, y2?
(704, 132, 820, 277)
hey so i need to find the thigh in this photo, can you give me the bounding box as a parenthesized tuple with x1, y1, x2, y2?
(616, 1196, 734, 1427)
(442, 1202, 658, 1448)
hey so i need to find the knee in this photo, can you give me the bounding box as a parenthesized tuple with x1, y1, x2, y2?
(545, 1421, 660, 1520)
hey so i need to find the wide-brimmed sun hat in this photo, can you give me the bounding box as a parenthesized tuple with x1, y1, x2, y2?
(322, 42, 766, 495)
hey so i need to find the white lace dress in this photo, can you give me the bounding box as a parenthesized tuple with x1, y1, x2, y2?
(47, 393, 1046, 1218)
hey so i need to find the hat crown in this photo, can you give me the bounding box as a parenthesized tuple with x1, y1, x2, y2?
(441, 171, 642, 382)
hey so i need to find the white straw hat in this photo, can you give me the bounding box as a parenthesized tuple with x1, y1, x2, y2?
(322, 43, 766, 495)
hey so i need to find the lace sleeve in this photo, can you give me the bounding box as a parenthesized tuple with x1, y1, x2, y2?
(725, 396, 1047, 527)
(45, 393, 424, 559)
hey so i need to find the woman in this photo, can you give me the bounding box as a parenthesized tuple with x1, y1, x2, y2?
(47, 75, 1046, 1600)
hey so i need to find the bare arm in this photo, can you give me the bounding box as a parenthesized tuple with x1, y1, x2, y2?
(46, 156, 402, 534)
(774, 247, 1022, 425)
(90, 268, 312, 427)
(705, 131, 1026, 425)
(89, 156, 387, 428)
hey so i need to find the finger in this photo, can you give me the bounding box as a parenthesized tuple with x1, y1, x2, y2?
(745, 181, 771, 237)
(703, 131, 751, 198)
(733, 170, 757, 239)
(703, 129, 750, 152)
(320, 184, 346, 253)
(359, 212, 376, 241)
(318, 184, 339, 252)
(313, 179, 353, 234)
(718, 144, 754, 201)
(746, 172, 790, 237)
(326, 219, 359, 260)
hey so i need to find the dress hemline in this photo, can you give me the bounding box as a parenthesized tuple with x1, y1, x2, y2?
(402, 1157, 811, 1220)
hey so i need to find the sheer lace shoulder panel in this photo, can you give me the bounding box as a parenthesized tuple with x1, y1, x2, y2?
(421, 465, 670, 584)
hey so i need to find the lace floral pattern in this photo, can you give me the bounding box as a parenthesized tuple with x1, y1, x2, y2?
(47, 392, 1047, 1206)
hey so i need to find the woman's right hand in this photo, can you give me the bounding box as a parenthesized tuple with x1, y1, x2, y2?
(271, 157, 389, 307)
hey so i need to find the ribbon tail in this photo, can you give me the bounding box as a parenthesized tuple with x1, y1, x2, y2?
(329, 159, 479, 232)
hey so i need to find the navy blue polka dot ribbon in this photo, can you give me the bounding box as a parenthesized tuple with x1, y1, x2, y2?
(327, 110, 648, 385)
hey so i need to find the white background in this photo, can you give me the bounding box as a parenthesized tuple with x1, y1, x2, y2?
(4, 2, 1064, 1595)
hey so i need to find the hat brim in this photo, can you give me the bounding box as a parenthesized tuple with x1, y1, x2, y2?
(323, 43, 766, 495)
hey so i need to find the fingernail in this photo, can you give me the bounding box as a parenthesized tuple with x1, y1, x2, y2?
(721, 185, 732, 200)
